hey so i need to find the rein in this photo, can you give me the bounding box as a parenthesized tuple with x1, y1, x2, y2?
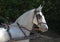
(7, 23, 41, 42)
(17, 23, 31, 32)
(7, 22, 52, 42)
(4, 9, 51, 42)
(17, 23, 31, 37)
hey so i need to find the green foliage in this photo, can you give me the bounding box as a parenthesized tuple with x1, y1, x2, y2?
(0, 0, 60, 34)
(0, 16, 8, 23)
(0, 0, 42, 22)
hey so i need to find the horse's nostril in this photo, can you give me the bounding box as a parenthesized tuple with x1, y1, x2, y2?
(39, 27, 48, 32)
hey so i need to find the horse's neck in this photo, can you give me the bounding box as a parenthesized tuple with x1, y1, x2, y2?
(10, 9, 35, 36)
(15, 9, 35, 30)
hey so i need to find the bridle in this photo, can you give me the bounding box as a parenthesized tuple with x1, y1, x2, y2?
(3, 9, 47, 37)
(1, 9, 49, 42)
(34, 9, 47, 27)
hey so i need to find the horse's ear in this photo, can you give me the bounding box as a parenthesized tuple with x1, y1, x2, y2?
(37, 5, 43, 11)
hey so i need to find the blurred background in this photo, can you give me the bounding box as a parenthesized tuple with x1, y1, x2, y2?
(0, 0, 60, 34)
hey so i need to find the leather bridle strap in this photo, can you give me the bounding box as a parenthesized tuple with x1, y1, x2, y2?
(17, 23, 31, 37)
(17, 23, 38, 35)
(17, 23, 31, 32)
(34, 9, 47, 26)
(17, 23, 28, 37)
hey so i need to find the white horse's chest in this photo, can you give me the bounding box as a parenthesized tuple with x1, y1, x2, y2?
(0, 28, 29, 42)
(9, 26, 25, 39)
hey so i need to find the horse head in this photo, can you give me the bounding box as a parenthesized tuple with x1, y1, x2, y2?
(33, 5, 48, 32)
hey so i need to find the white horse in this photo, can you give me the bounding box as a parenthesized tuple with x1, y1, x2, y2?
(0, 5, 48, 42)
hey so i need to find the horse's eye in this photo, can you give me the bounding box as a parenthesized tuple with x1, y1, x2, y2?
(36, 14, 42, 19)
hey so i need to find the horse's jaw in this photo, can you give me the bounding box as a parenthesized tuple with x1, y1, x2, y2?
(0, 28, 10, 42)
